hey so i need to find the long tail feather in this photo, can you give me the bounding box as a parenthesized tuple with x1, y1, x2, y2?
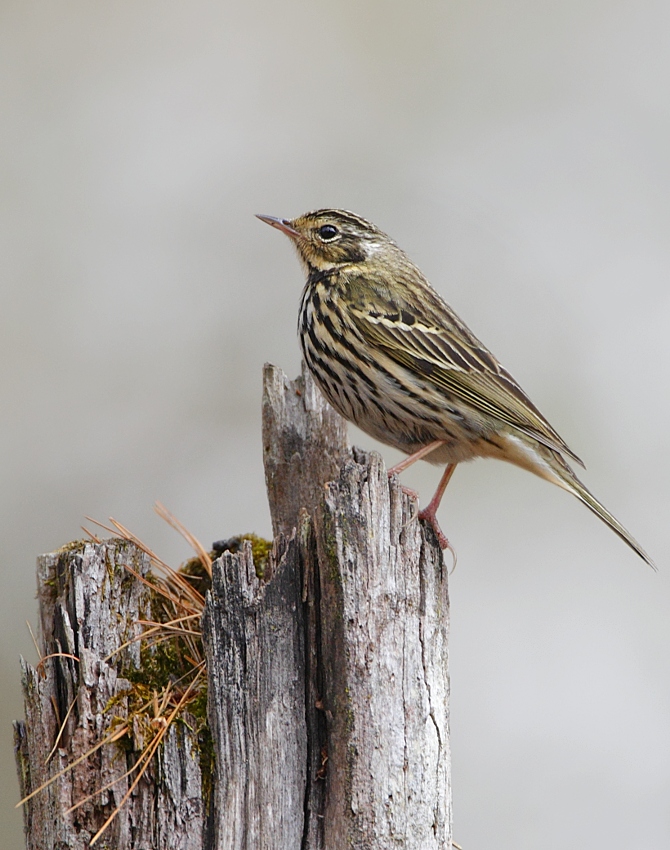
(499, 433, 655, 569)
(551, 454, 656, 570)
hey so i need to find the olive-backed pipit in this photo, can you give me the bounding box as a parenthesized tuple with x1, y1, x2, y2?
(257, 209, 654, 568)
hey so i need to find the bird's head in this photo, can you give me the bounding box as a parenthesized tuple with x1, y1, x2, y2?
(256, 209, 392, 273)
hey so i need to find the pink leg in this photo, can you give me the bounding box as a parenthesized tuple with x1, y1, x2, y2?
(387, 440, 445, 502)
(387, 440, 446, 476)
(418, 463, 457, 549)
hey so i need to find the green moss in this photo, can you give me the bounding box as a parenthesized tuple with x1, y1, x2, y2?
(320, 513, 343, 587)
(42, 575, 59, 592)
(112, 561, 215, 800)
(187, 684, 208, 724)
(37, 534, 226, 830)
(182, 690, 214, 809)
(55, 539, 89, 554)
(92, 532, 275, 814)
(178, 555, 213, 597)
(212, 533, 272, 579)
(42, 540, 88, 598)
(13, 733, 30, 795)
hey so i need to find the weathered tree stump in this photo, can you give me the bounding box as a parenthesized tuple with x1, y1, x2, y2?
(15, 364, 452, 849)
(14, 540, 207, 849)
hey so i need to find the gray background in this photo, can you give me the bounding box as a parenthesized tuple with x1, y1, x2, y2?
(2, 1, 669, 847)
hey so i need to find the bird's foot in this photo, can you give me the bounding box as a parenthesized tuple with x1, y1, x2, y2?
(387, 469, 420, 502)
(418, 504, 450, 549)
(418, 506, 458, 569)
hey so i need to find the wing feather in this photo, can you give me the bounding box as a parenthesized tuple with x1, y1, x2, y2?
(348, 280, 584, 467)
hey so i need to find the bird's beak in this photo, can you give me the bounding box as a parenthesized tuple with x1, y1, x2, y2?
(256, 214, 301, 239)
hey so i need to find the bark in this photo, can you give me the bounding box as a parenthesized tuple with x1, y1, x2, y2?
(16, 363, 452, 849)
(14, 539, 207, 850)
(201, 534, 307, 850)
(316, 449, 451, 848)
(262, 360, 349, 540)
(203, 364, 451, 848)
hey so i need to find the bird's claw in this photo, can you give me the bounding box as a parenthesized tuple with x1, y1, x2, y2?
(418, 506, 450, 549)
(418, 507, 458, 570)
(401, 484, 420, 502)
(387, 470, 419, 502)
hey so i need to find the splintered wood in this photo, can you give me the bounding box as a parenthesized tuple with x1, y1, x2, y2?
(14, 540, 205, 849)
(15, 364, 452, 849)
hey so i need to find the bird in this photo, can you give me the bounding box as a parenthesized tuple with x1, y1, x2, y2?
(257, 208, 654, 568)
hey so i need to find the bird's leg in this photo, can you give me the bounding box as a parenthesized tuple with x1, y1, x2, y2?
(418, 463, 457, 549)
(387, 440, 446, 476)
(387, 440, 446, 503)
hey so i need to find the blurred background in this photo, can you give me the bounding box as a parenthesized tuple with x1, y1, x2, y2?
(2, 0, 669, 847)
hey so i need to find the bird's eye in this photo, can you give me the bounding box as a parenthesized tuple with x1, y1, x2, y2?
(318, 224, 339, 241)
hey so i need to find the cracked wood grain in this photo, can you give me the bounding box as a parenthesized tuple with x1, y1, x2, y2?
(256, 364, 452, 848)
(14, 540, 207, 850)
(15, 364, 452, 849)
(316, 447, 451, 849)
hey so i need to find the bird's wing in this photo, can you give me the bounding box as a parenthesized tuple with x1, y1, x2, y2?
(348, 283, 584, 467)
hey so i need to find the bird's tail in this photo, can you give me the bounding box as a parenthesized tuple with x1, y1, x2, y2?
(547, 450, 655, 569)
